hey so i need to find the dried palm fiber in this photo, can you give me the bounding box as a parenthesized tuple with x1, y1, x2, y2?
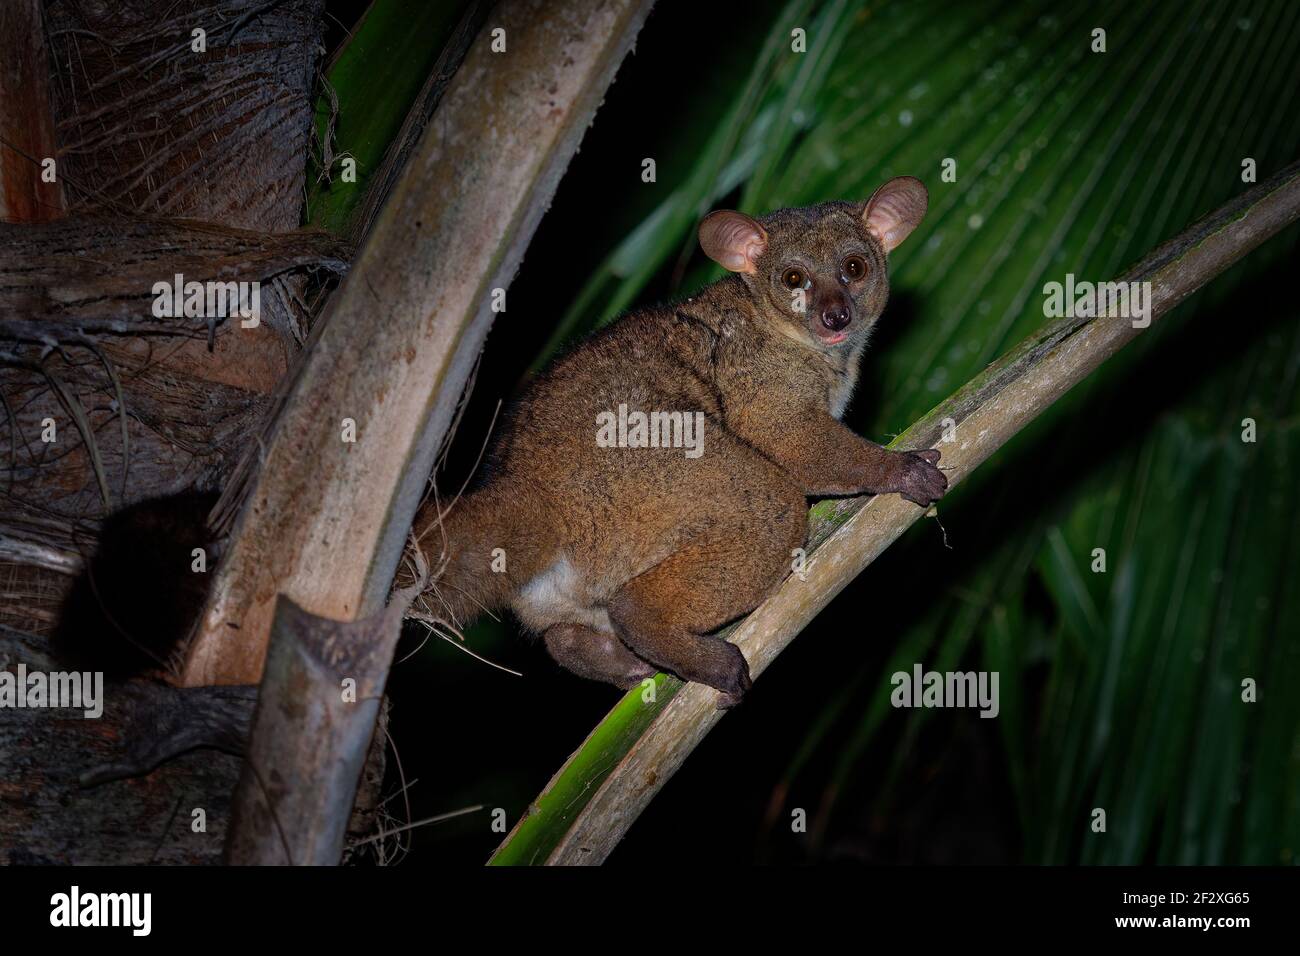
(1, 0, 341, 638)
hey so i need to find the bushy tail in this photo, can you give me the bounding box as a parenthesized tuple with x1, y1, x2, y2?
(407, 486, 544, 630)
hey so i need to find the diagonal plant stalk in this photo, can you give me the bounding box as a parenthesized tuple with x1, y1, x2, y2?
(182, 0, 651, 688)
(489, 159, 1300, 866)
(183, 0, 650, 864)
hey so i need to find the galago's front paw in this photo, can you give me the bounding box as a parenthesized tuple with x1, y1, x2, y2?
(891, 448, 947, 507)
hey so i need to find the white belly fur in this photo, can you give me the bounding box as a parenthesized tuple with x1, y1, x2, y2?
(512, 556, 613, 635)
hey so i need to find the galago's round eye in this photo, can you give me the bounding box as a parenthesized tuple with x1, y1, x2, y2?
(842, 255, 868, 280)
(782, 268, 805, 289)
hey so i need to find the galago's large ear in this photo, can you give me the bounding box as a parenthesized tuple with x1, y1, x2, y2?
(699, 210, 768, 274)
(862, 176, 928, 253)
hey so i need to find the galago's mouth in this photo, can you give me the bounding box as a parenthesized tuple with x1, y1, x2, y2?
(813, 325, 849, 346)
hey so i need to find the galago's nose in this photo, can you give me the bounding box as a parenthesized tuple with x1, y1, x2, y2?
(821, 305, 850, 331)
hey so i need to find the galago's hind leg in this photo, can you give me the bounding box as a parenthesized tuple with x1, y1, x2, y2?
(607, 490, 806, 708)
(542, 623, 656, 690)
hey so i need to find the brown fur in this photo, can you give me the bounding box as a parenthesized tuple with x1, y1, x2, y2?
(413, 177, 946, 706)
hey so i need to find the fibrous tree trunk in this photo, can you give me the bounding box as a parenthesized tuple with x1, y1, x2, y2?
(0, 0, 339, 865)
(0, 0, 65, 223)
